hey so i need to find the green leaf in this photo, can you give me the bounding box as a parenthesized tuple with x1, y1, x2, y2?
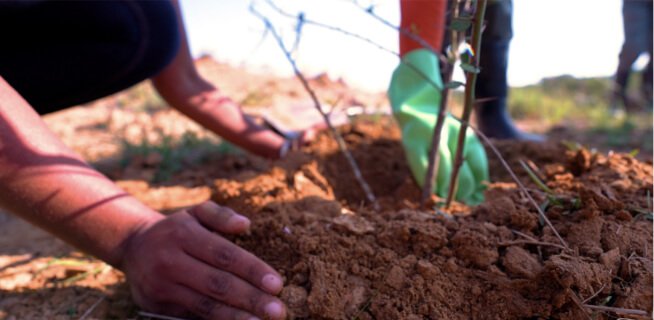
(450, 17, 472, 31)
(460, 62, 480, 74)
(444, 81, 465, 89)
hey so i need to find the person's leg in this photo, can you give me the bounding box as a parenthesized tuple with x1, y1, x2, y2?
(641, 1, 653, 106)
(474, 0, 542, 141)
(612, 0, 650, 112)
(0, 1, 180, 114)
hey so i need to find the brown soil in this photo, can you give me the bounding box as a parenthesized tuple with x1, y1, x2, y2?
(209, 118, 652, 319)
(1, 58, 652, 319)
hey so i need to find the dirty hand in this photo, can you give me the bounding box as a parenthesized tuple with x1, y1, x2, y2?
(388, 49, 489, 204)
(120, 201, 287, 320)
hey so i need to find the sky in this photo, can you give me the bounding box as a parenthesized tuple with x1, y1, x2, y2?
(180, 0, 634, 92)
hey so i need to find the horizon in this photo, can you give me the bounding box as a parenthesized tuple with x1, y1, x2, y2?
(181, 0, 649, 92)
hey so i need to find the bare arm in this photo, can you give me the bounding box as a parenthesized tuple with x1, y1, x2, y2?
(0, 76, 160, 267)
(0, 76, 286, 319)
(152, 1, 287, 159)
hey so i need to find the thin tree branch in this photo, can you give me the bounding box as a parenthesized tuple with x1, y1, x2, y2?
(265, 0, 397, 57)
(581, 283, 607, 304)
(569, 291, 594, 320)
(498, 240, 566, 250)
(351, 1, 449, 65)
(582, 305, 649, 317)
(263, 0, 448, 121)
(78, 295, 105, 320)
(511, 229, 538, 242)
(256, 1, 573, 250)
(446, 0, 487, 206)
(450, 113, 569, 249)
(138, 311, 190, 320)
(421, 63, 452, 207)
(421, 0, 463, 207)
(265, 0, 458, 207)
(250, 4, 379, 210)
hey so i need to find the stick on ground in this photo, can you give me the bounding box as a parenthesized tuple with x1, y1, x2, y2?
(582, 305, 649, 317)
(138, 311, 190, 320)
(454, 114, 569, 249)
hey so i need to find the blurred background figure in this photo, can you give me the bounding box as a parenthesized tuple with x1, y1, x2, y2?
(611, 0, 653, 114)
(443, 0, 543, 141)
(470, 0, 543, 141)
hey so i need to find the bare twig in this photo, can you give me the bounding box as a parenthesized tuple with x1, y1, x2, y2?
(421, 0, 463, 207)
(251, 5, 379, 210)
(138, 311, 190, 320)
(255, 2, 570, 250)
(446, 0, 487, 206)
(583, 305, 649, 317)
(78, 295, 106, 320)
(511, 229, 538, 242)
(581, 283, 607, 304)
(498, 240, 566, 250)
(569, 291, 594, 320)
(421, 62, 452, 207)
(263, 0, 447, 122)
(351, 1, 448, 65)
(265, 0, 396, 56)
(450, 114, 569, 249)
(264, 0, 463, 207)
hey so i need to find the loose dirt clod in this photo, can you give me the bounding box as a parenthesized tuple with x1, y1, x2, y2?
(216, 119, 652, 319)
(1, 118, 651, 319)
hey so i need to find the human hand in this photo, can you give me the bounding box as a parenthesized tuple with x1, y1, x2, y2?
(297, 121, 326, 145)
(388, 49, 489, 204)
(121, 201, 286, 320)
(277, 122, 326, 158)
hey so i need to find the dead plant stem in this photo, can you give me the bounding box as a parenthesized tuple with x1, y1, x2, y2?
(138, 311, 190, 320)
(583, 305, 649, 316)
(511, 229, 538, 242)
(581, 283, 607, 304)
(78, 295, 106, 320)
(569, 291, 594, 320)
(498, 240, 566, 250)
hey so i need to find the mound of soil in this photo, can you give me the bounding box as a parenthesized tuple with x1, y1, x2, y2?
(211, 118, 652, 319)
(1, 117, 651, 319)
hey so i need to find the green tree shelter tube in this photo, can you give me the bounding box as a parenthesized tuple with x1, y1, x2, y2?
(388, 49, 489, 205)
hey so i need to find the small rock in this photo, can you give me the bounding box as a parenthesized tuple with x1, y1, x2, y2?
(332, 214, 375, 235)
(280, 285, 309, 318)
(502, 246, 542, 279)
(599, 248, 621, 272)
(385, 265, 405, 290)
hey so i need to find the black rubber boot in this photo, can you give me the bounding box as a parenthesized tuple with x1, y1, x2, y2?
(474, 1, 544, 141)
(476, 97, 544, 141)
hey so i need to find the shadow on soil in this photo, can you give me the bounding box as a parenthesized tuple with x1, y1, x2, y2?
(0, 283, 137, 319)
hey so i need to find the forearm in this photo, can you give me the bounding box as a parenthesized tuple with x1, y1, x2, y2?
(154, 75, 285, 159)
(0, 77, 162, 268)
(152, 0, 285, 159)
